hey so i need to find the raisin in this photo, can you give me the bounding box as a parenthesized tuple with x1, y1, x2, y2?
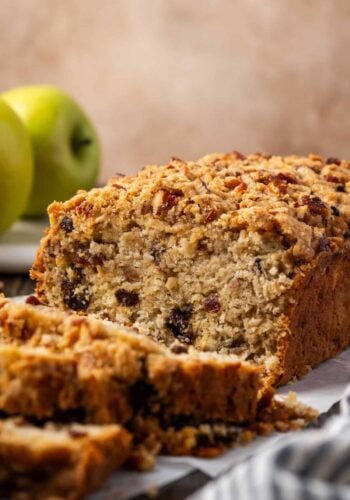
(165, 304, 193, 344)
(60, 216, 74, 233)
(344, 231, 350, 239)
(115, 289, 139, 306)
(326, 157, 341, 165)
(324, 174, 341, 183)
(203, 209, 219, 224)
(170, 343, 189, 354)
(336, 185, 346, 193)
(229, 337, 244, 348)
(331, 206, 340, 217)
(301, 195, 327, 215)
(255, 258, 263, 273)
(25, 295, 41, 306)
(281, 235, 292, 249)
(204, 293, 221, 313)
(62, 280, 90, 312)
(197, 239, 209, 252)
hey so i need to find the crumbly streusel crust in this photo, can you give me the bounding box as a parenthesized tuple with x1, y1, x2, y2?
(0, 297, 261, 424)
(31, 152, 350, 384)
(0, 417, 131, 500)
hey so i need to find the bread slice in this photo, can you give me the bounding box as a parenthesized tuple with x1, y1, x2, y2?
(0, 417, 131, 500)
(128, 393, 318, 464)
(31, 152, 350, 385)
(0, 297, 261, 424)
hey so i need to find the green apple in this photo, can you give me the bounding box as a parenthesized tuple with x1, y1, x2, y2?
(2, 85, 100, 217)
(0, 97, 33, 233)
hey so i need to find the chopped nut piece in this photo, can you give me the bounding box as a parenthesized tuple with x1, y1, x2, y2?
(153, 188, 183, 215)
(274, 172, 297, 184)
(301, 195, 327, 215)
(166, 277, 178, 291)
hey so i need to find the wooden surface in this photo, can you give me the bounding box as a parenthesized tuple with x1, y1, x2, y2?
(0, 273, 35, 298)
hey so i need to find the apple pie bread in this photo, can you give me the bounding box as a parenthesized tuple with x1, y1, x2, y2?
(31, 152, 350, 385)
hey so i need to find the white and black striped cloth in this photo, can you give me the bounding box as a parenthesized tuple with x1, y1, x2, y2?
(191, 387, 350, 500)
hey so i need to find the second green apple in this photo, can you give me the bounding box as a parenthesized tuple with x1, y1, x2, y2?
(2, 86, 100, 217)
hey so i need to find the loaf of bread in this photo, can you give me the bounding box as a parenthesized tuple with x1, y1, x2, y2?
(32, 152, 350, 385)
(0, 296, 261, 424)
(0, 417, 131, 499)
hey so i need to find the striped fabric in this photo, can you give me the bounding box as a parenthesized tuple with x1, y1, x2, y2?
(191, 386, 350, 500)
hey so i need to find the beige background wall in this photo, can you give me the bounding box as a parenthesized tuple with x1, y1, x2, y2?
(1, 0, 350, 180)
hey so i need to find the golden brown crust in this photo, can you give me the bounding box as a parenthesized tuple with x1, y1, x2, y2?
(278, 243, 350, 385)
(0, 298, 261, 423)
(0, 418, 131, 499)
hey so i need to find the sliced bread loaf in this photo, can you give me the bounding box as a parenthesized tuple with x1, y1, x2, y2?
(31, 152, 350, 384)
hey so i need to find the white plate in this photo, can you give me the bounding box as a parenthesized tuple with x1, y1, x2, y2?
(0, 219, 48, 273)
